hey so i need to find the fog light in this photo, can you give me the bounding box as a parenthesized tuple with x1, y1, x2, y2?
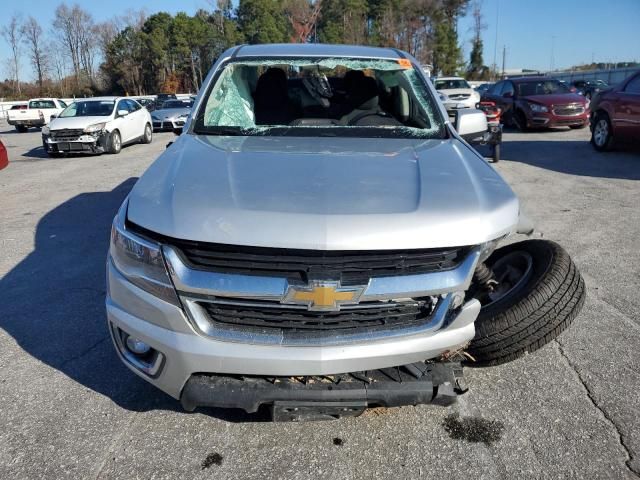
(125, 335, 151, 355)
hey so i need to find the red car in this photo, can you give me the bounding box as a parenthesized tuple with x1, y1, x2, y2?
(590, 70, 640, 151)
(0, 139, 8, 170)
(481, 76, 589, 130)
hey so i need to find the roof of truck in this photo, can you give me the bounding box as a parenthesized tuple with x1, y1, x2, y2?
(232, 43, 406, 60)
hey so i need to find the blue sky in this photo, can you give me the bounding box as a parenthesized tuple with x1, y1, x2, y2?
(2, 0, 639, 81)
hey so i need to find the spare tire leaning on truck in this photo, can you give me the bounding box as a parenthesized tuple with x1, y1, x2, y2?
(466, 239, 586, 366)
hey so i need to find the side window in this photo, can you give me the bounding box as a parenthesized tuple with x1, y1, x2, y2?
(624, 75, 640, 94)
(58, 100, 67, 108)
(126, 99, 141, 112)
(116, 100, 128, 114)
(500, 81, 515, 97)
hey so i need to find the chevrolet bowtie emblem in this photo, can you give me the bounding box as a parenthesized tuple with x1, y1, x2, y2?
(283, 281, 367, 311)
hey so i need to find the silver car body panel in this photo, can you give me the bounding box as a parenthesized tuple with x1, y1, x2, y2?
(127, 134, 519, 250)
(151, 107, 191, 123)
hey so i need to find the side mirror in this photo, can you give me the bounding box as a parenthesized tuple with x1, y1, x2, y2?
(502, 91, 513, 98)
(117, 109, 129, 117)
(50, 114, 58, 120)
(172, 127, 183, 136)
(455, 109, 488, 139)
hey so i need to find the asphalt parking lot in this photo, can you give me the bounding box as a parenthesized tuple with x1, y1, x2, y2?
(0, 121, 638, 479)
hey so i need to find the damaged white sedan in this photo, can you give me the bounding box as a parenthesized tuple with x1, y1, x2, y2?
(42, 97, 153, 156)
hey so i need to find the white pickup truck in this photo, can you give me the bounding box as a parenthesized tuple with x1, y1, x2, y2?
(7, 98, 68, 132)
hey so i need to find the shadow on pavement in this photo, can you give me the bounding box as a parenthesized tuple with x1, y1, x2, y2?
(0, 178, 260, 421)
(498, 139, 640, 180)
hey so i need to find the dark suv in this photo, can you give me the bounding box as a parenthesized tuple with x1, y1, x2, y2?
(481, 77, 589, 130)
(572, 79, 609, 100)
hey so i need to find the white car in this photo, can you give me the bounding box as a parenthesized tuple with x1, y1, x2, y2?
(42, 97, 152, 156)
(434, 77, 480, 110)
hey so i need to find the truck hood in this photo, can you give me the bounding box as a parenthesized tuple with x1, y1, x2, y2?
(127, 134, 519, 250)
(49, 116, 110, 130)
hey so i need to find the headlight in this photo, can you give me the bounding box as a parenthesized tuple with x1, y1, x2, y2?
(439, 92, 449, 102)
(109, 200, 180, 305)
(528, 103, 548, 113)
(472, 91, 480, 102)
(151, 115, 159, 121)
(41, 125, 50, 135)
(84, 122, 106, 133)
(178, 113, 189, 120)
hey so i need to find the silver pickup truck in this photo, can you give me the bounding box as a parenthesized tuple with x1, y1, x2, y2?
(106, 44, 585, 421)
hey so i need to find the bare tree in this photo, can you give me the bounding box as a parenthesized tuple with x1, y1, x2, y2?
(53, 3, 98, 90)
(1, 14, 23, 95)
(21, 17, 48, 94)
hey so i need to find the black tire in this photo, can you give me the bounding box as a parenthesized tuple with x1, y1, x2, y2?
(466, 240, 585, 366)
(514, 110, 528, 132)
(108, 130, 122, 154)
(591, 112, 614, 151)
(141, 123, 153, 144)
(16, 125, 28, 133)
(491, 143, 500, 163)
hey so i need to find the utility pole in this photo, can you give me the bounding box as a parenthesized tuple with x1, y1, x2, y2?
(501, 45, 506, 78)
(492, 0, 500, 80)
(550, 35, 556, 71)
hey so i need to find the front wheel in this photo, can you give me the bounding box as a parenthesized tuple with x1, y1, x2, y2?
(591, 113, 613, 151)
(108, 130, 122, 154)
(514, 110, 528, 132)
(141, 123, 153, 144)
(466, 240, 586, 366)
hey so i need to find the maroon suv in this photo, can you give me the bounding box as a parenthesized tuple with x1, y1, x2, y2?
(482, 77, 589, 130)
(589, 70, 640, 151)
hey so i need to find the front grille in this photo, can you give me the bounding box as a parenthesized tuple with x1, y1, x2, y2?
(171, 241, 469, 284)
(552, 104, 585, 116)
(50, 129, 84, 141)
(199, 298, 434, 333)
(449, 94, 470, 100)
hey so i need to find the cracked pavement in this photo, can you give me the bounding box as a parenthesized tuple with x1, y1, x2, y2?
(0, 122, 639, 479)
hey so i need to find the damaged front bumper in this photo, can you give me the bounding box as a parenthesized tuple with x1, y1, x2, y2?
(181, 362, 467, 420)
(42, 131, 109, 154)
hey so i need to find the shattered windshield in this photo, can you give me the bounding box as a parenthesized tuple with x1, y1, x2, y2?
(193, 57, 445, 139)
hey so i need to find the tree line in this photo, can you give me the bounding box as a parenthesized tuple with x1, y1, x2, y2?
(1, 0, 494, 100)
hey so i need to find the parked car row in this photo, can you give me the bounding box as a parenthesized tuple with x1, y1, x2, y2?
(2, 93, 194, 157)
(433, 69, 639, 152)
